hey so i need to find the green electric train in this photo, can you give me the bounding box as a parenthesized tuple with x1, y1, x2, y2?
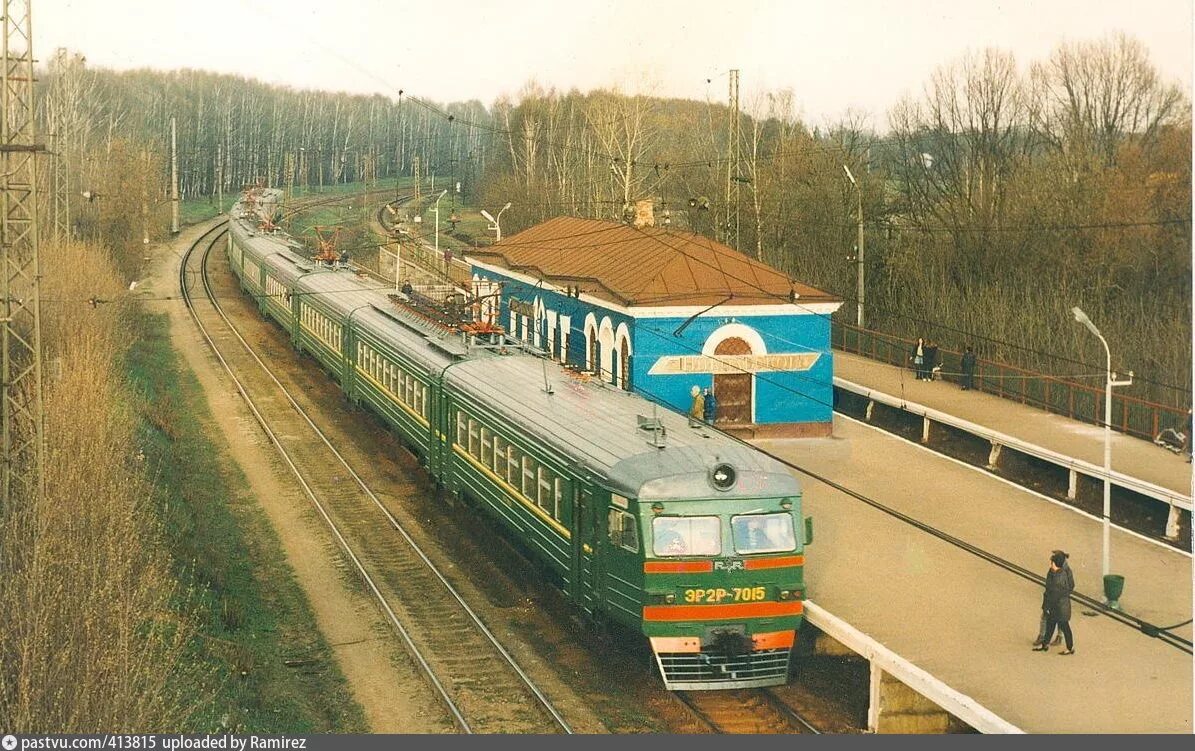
(226, 191, 813, 690)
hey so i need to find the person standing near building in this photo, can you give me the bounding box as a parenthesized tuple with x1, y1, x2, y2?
(911, 338, 926, 380)
(1034, 551, 1075, 654)
(961, 346, 977, 391)
(703, 387, 718, 426)
(689, 385, 705, 428)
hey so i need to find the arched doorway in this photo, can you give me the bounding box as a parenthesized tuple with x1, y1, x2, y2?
(588, 335, 600, 375)
(714, 337, 753, 424)
(618, 338, 631, 390)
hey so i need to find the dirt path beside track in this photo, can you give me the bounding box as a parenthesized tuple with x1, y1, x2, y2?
(144, 220, 449, 733)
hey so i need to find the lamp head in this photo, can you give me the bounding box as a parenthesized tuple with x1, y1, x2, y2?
(501, 202, 512, 211)
(1071, 306, 1101, 337)
(842, 164, 857, 186)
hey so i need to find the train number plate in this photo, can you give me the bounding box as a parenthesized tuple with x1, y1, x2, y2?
(682, 586, 767, 604)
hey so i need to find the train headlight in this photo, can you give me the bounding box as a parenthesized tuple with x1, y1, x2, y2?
(779, 590, 790, 600)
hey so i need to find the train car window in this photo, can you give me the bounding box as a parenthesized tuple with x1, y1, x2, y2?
(552, 478, 565, 520)
(507, 446, 522, 486)
(521, 456, 536, 498)
(456, 411, 467, 446)
(731, 513, 797, 555)
(467, 418, 480, 457)
(607, 509, 639, 552)
(492, 435, 506, 474)
(537, 467, 553, 513)
(652, 516, 720, 557)
(480, 428, 492, 466)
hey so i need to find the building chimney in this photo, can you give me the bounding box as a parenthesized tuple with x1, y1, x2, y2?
(632, 198, 655, 228)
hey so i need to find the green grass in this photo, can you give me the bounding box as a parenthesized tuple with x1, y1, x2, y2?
(127, 312, 368, 733)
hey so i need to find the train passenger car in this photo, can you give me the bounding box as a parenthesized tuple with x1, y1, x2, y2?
(222, 193, 812, 691)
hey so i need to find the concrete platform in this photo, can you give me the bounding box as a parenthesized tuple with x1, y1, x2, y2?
(834, 351, 1192, 498)
(756, 416, 1193, 734)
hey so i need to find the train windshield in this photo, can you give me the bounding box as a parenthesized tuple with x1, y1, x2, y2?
(652, 516, 720, 557)
(731, 513, 797, 554)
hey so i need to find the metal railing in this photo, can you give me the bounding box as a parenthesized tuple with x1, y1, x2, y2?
(832, 322, 1190, 442)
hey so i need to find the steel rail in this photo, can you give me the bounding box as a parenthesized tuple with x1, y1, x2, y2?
(185, 215, 573, 732)
(761, 689, 822, 735)
(756, 444, 1194, 655)
(672, 689, 821, 734)
(180, 222, 472, 731)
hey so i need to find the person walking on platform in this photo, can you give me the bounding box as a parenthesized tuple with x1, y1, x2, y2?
(702, 387, 718, 426)
(1034, 551, 1075, 654)
(911, 338, 927, 380)
(689, 385, 705, 428)
(961, 346, 977, 391)
(1033, 550, 1071, 647)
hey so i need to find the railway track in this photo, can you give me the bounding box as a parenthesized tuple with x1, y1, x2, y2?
(180, 218, 572, 734)
(737, 438, 1194, 654)
(673, 689, 821, 734)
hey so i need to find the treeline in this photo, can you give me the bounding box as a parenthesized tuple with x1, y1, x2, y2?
(38, 51, 488, 247)
(36, 34, 1191, 407)
(477, 35, 1192, 408)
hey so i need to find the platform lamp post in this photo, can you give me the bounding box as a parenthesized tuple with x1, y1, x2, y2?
(481, 202, 512, 243)
(843, 165, 864, 328)
(432, 189, 448, 254)
(1071, 306, 1134, 608)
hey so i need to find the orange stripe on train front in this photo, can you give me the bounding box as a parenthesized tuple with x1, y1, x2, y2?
(643, 560, 714, 574)
(642, 600, 803, 621)
(751, 630, 796, 650)
(744, 555, 805, 570)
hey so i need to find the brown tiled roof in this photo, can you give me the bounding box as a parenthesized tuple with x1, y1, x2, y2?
(468, 216, 838, 308)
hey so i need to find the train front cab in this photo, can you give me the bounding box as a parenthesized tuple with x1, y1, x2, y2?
(634, 495, 810, 690)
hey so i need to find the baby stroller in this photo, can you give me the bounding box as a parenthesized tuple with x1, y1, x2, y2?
(1154, 428, 1186, 454)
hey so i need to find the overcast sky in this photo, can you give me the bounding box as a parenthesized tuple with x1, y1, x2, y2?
(36, 0, 1194, 128)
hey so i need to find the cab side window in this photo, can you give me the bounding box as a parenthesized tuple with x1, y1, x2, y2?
(607, 508, 639, 552)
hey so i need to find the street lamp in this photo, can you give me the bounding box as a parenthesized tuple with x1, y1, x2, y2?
(481, 201, 512, 243)
(432, 189, 448, 255)
(1071, 306, 1134, 608)
(843, 165, 864, 328)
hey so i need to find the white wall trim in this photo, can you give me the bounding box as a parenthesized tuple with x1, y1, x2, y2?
(702, 322, 768, 356)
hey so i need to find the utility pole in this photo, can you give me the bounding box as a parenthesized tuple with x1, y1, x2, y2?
(412, 154, 421, 208)
(725, 69, 740, 250)
(216, 142, 224, 214)
(285, 151, 295, 202)
(140, 147, 149, 245)
(170, 116, 179, 234)
(50, 129, 69, 242)
(1, 0, 48, 506)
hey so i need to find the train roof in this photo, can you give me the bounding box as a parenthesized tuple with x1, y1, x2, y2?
(444, 355, 802, 501)
(228, 200, 800, 502)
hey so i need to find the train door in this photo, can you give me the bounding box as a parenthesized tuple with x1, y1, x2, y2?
(572, 486, 601, 613)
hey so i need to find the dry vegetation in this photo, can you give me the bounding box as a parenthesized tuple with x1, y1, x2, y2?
(0, 242, 206, 731)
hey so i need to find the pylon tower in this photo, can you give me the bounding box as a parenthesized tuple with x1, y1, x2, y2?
(725, 68, 740, 250)
(1, 0, 47, 506)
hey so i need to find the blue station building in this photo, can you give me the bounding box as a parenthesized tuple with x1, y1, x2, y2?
(466, 206, 842, 437)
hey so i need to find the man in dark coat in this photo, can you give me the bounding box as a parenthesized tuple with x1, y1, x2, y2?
(702, 388, 718, 425)
(1034, 551, 1075, 654)
(924, 341, 939, 381)
(961, 346, 977, 390)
